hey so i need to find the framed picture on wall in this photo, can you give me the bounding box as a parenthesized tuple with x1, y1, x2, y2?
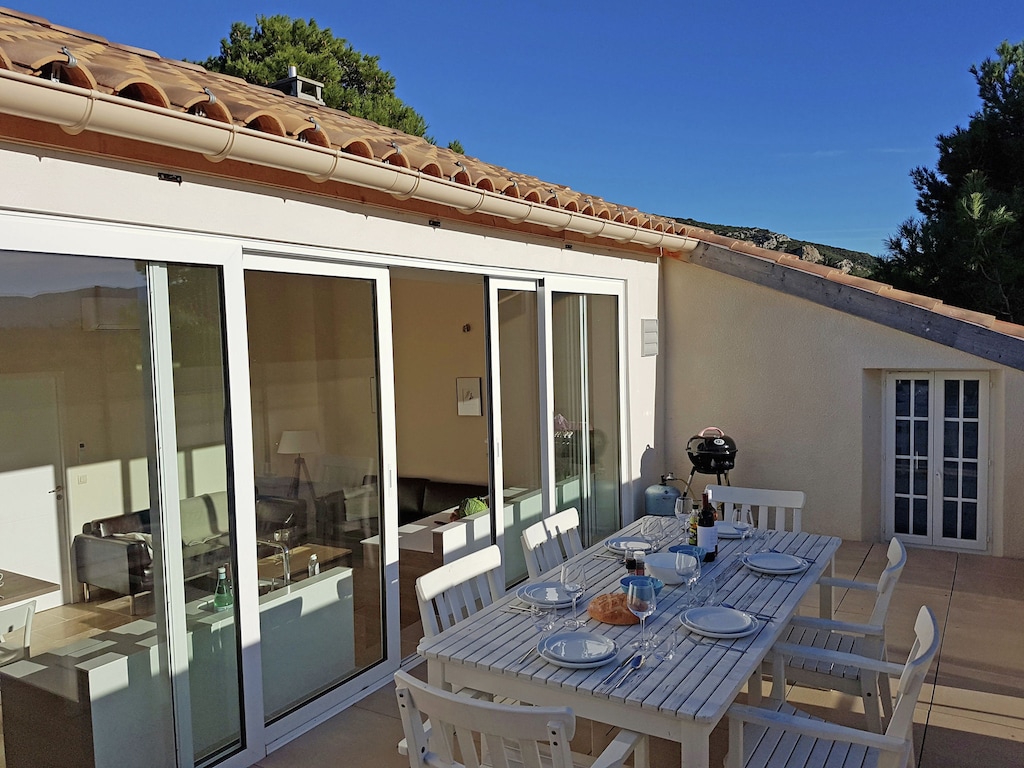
(456, 377, 482, 416)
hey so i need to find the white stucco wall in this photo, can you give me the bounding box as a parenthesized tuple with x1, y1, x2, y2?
(661, 256, 1024, 557)
(0, 142, 661, 521)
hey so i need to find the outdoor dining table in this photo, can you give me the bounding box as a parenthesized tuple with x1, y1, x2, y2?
(417, 518, 841, 768)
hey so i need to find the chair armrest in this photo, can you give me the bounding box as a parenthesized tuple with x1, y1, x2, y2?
(772, 642, 904, 675)
(788, 615, 885, 637)
(590, 729, 648, 768)
(728, 703, 907, 752)
(817, 576, 876, 591)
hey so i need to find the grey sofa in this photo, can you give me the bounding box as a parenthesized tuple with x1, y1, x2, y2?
(73, 491, 306, 612)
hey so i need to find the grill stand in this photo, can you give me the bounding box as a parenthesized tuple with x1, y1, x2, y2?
(681, 466, 730, 500)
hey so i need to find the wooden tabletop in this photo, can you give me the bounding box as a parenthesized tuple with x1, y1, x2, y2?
(418, 519, 841, 768)
(0, 568, 60, 605)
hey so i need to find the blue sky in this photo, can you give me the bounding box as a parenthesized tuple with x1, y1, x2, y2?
(21, 1, 1024, 255)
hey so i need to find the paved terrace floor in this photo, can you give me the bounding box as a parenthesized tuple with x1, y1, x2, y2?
(255, 541, 1024, 768)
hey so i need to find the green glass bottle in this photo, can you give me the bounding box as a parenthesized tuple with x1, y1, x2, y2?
(213, 566, 233, 611)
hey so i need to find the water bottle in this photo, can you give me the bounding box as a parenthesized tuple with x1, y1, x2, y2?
(213, 566, 233, 611)
(308, 552, 319, 577)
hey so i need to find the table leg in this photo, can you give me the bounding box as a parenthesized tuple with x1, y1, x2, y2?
(680, 725, 711, 768)
(819, 554, 836, 618)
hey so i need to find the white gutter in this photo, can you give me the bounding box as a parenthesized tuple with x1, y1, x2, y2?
(0, 70, 698, 254)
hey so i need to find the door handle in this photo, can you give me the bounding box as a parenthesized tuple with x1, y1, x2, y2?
(49, 485, 63, 500)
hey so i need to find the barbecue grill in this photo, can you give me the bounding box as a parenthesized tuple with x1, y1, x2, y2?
(683, 426, 737, 494)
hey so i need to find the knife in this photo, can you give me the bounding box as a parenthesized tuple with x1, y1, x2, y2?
(598, 652, 637, 686)
(613, 653, 646, 689)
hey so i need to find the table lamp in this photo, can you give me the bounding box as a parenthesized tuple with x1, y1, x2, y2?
(277, 429, 320, 497)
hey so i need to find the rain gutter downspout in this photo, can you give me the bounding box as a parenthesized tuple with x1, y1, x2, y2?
(0, 70, 699, 255)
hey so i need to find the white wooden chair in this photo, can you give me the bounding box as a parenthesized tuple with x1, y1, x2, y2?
(520, 507, 583, 578)
(0, 600, 34, 666)
(416, 545, 504, 638)
(394, 669, 649, 768)
(705, 485, 806, 533)
(726, 605, 939, 768)
(769, 537, 908, 732)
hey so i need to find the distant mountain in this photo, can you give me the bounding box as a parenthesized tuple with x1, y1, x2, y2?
(672, 217, 879, 278)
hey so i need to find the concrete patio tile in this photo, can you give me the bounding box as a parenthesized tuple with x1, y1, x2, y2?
(254, 703, 409, 768)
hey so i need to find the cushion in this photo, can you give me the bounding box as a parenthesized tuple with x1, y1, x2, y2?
(179, 491, 230, 546)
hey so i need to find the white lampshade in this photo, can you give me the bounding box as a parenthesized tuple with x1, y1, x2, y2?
(277, 430, 321, 455)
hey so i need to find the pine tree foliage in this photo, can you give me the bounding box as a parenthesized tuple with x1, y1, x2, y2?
(201, 15, 451, 145)
(878, 41, 1024, 322)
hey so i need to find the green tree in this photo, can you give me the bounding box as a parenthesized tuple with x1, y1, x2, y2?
(877, 40, 1024, 322)
(201, 14, 462, 151)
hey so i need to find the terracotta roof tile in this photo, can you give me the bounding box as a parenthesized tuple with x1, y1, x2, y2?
(1, 6, 1024, 342)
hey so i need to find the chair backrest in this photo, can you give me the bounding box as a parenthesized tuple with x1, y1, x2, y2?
(416, 545, 504, 638)
(868, 538, 908, 629)
(705, 485, 806, 533)
(0, 600, 35, 666)
(884, 606, 940, 750)
(521, 507, 584, 578)
(394, 669, 577, 768)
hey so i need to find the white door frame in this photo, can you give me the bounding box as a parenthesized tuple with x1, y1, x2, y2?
(234, 251, 400, 750)
(883, 370, 990, 551)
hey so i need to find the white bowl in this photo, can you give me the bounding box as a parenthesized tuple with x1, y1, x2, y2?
(644, 552, 697, 584)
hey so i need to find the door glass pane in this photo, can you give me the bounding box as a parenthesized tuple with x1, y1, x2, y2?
(0, 251, 177, 767)
(168, 265, 243, 762)
(963, 380, 980, 419)
(913, 380, 929, 417)
(552, 293, 621, 545)
(944, 421, 960, 458)
(246, 270, 382, 722)
(497, 289, 542, 585)
(944, 379, 960, 418)
(895, 379, 910, 417)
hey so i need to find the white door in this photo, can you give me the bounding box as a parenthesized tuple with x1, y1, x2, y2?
(0, 373, 67, 610)
(884, 371, 989, 550)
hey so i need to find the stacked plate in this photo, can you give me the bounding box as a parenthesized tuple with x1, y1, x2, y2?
(742, 552, 809, 576)
(715, 521, 747, 539)
(516, 581, 575, 608)
(605, 536, 653, 555)
(538, 631, 619, 668)
(680, 606, 759, 639)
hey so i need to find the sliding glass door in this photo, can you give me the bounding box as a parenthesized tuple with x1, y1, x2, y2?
(240, 254, 399, 741)
(543, 281, 623, 546)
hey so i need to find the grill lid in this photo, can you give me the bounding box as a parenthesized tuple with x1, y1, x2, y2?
(686, 426, 737, 473)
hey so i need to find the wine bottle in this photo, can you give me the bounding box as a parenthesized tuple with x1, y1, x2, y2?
(697, 491, 717, 562)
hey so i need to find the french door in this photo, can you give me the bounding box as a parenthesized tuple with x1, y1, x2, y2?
(884, 371, 989, 550)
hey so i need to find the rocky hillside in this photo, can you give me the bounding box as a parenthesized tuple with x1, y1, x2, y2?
(673, 217, 879, 278)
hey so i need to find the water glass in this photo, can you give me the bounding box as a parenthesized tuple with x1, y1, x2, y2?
(560, 562, 587, 629)
(674, 497, 689, 541)
(654, 626, 680, 662)
(695, 575, 719, 606)
(640, 516, 665, 551)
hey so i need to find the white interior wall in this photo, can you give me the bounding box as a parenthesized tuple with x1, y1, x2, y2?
(662, 257, 1024, 557)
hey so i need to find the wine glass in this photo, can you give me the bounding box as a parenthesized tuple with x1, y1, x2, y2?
(626, 578, 657, 650)
(674, 497, 690, 542)
(560, 562, 587, 629)
(737, 507, 756, 540)
(640, 516, 665, 552)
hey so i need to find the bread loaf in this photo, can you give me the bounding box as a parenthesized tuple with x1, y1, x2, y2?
(587, 593, 639, 625)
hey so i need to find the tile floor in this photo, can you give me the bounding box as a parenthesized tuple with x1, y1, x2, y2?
(252, 542, 1024, 768)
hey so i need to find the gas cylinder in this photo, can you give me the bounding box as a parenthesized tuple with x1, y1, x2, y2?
(644, 473, 683, 516)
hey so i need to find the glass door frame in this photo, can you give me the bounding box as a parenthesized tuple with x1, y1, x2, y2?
(233, 250, 400, 750)
(540, 276, 629, 541)
(485, 274, 629, 576)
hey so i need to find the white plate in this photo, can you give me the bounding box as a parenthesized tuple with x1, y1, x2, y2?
(715, 521, 743, 539)
(681, 607, 759, 639)
(517, 582, 574, 607)
(539, 631, 618, 667)
(743, 552, 809, 575)
(605, 536, 653, 554)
